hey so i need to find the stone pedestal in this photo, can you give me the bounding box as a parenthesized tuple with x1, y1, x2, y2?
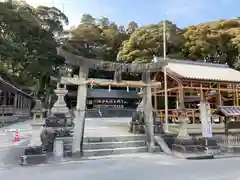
(31, 123, 44, 131)
(177, 108, 190, 139)
(173, 108, 194, 154)
(31, 100, 45, 146)
(53, 137, 64, 159)
(30, 123, 44, 146)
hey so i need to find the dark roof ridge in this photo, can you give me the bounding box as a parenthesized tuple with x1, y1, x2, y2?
(163, 58, 229, 68)
(0, 76, 32, 98)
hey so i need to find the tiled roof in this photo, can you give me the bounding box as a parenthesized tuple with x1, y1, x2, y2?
(214, 106, 240, 116)
(165, 60, 240, 82)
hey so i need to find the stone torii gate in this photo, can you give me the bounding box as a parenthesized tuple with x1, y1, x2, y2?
(57, 49, 169, 155)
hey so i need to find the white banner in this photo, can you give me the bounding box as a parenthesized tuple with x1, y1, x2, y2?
(200, 102, 213, 138)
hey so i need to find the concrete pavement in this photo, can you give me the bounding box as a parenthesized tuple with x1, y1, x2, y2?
(0, 120, 33, 148)
(0, 120, 34, 166)
(1, 153, 240, 180)
(0, 117, 133, 166)
(84, 117, 132, 137)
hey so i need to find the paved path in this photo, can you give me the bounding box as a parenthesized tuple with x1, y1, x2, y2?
(1, 153, 240, 180)
(0, 117, 133, 148)
(0, 121, 32, 148)
(84, 118, 133, 137)
(0, 120, 38, 166)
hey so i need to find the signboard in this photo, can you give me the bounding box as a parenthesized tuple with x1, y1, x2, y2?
(200, 102, 213, 138)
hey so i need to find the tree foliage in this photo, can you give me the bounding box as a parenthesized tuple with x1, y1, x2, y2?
(63, 14, 129, 61)
(0, 0, 68, 98)
(117, 21, 184, 63)
(182, 19, 240, 68)
(1, 0, 240, 100)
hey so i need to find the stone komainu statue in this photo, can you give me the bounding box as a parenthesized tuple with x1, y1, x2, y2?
(40, 113, 74, 152)
(40, 127, 56, 152)
(129, 111, 145, 134)
(130, 109, 163, 134)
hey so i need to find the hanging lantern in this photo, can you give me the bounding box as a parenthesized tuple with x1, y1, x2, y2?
(126, 86, 129, 92)
(108, 84, 111, 92)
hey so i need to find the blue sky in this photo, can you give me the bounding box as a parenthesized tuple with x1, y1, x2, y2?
(26, 0, 239, 28)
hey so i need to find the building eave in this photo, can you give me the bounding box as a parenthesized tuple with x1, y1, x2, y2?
(0, 76, 33, 98)
(165, 61, 240, 83)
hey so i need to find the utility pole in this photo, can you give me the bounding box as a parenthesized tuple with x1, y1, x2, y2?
(163, 20, 169, 132)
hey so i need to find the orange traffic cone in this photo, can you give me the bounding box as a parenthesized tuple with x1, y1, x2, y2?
(13, 129, 20, 142)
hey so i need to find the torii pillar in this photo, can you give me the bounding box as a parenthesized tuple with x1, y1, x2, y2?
(70, 66, 89, 155)
(142, 71, 155, 152)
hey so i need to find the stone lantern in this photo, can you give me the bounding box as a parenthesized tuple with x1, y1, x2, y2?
(31, 99, 45, 122)
(50, 83, 70, 116)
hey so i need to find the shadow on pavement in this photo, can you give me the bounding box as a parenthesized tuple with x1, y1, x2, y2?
(0, 138, 30, 166)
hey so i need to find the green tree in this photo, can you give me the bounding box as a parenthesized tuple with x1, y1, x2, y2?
(126, 21, 138, 35)
(100, 21, 127, 61)
(64, 14, 103, 58)
(64, 14, 128, 61)
(117, 21, 184, 63)
(182, 19, 240, 67)
(0, 1, 68, 98)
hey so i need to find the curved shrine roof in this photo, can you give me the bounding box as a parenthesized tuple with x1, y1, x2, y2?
(165, 60, 240, 82)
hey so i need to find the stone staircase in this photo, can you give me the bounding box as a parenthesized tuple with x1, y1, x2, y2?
(82, 135, 147, 157)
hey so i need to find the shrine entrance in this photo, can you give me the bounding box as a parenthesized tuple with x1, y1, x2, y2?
(58, 49, 167, 156)
(65, 80, 141, 118)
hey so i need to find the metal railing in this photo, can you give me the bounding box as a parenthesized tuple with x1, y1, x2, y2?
(216, 135, 240, 154)
(0, 105, 30, 117)
(0, 105, 14, 116)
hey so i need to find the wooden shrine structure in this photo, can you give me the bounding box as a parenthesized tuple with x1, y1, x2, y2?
(152, 60, 240, 124)
(213, 106, 240, 136)
(58, 49, 240, 125)
(66, 86, 140, 109)
(57, 48, 240, 154)
(0, 74, 33, 120)
(62, 77, 141, 118)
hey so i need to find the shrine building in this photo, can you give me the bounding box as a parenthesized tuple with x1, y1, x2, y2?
(0, 73, 33, 123)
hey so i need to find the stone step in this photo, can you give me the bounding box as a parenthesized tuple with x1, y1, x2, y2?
(83, 135, 146, 143)
(83, 146, 147, 157)
(83, 140, 146, 150)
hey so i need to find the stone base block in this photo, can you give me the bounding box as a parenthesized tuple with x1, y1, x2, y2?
(172, 138, 205, 153)
(20, 154, 47, 166)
